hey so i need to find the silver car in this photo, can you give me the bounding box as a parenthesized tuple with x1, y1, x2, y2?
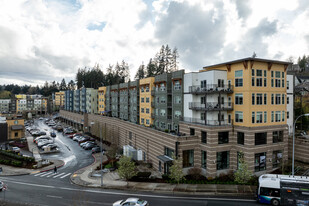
(113, 198, 148, 206)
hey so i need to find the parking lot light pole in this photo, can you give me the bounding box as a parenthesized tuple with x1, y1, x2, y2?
(292, 113, 309, 176)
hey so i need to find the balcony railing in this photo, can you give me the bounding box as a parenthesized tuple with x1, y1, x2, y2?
(180, 117, 232, 126)
(189, 102, 233, 111)
(167, 102, 172, 107)
(188, 84, 233, 94)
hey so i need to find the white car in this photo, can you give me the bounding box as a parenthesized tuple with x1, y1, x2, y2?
(113, 198, 149, 206)
(37, 140, 54, 148)
(12, 147, 20, 153)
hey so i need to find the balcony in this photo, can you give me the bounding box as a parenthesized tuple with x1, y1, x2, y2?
(151, 90, 155, 96)
(189, 102, 233, 111)
(188, 84, 233, 94)
(180, 117, 232, 126)
(167, 102, 172, 108)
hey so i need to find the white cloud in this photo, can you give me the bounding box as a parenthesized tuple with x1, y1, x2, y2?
(0, 0, 309, 86)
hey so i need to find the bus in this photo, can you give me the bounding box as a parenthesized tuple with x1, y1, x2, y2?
(257, 174, 309, 206)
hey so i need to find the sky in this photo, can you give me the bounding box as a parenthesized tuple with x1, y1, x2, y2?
(0, 0, 309, 86)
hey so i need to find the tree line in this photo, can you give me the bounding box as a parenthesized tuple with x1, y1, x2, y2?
(0, 44, 179, 98)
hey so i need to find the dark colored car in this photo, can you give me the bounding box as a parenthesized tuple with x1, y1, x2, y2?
(91, 146, 105, 153)
(50, 132, 56, 137)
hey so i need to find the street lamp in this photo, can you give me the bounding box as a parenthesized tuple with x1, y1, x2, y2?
(292, 113, 309, 176)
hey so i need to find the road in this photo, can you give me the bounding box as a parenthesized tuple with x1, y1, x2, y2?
(0, 119, 265, 206)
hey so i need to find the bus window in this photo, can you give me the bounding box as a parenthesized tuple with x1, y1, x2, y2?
(260, 187, 280, 197)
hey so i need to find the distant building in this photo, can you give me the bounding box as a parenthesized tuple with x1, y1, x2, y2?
(0, 117, 8, 143)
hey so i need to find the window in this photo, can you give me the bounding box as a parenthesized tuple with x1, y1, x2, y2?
(271, 79, 274, 87)
(264, 94, 267, 105)
(237, 132, 244, 145)
(287, 81, 289, 90)
(264, 111, 267, 123)
(275, 111, 281, 122)
(160, 83, 165, 91)
(146, 86, 149, 92)
(273, 150, 282, 168)
(201, 80, 207, 88)
(282, 111, 285, 122)
(146, 119, 150, 124)
(190, 128, 195, 136)
(264, 78, 267, 87)
(282, 72, 284, 78)
(252, 77, 255, 86)
(141, 118, 144, 124)
(217, 151, 229, 170)
(174, 96, 181, 104)
(260, 187, 280, 197)
(141, 108, 144, 113)
(201, 151, 207, 169)
(201, 131, 207, 144)
(235, 93, 243, 105)
(255, 152, 266, 171)
(160, 121, 165, 129)
(183, 150, 194, 167)
(271, 111, 274, 122)
(161, 97, 166, 103)
(275, 79, 281, 87)
(252, 112, 255, 123)
(256, 112, 263, 123)
(201, 113, 205, 120)
(252, 69, 255, 76)
(287, 111, 289, 119)
(174, 80, 181, 90)
(252, 94, 255, 105)
(257, 69, 262, 76)
(282, 94, 285, 104)
(235, 70, 243, 87)
(146, 97, 149, 103)
(255, 132, 267, 145)
(174, 111, 181, 118)
(164, 147, 174, 158)
(141, 87, 144, 93)
(235, 111, 243, 122)
(218, 131, 229, 144)
(273, 131, 283, 143)
(271, 71, 274, 77)
(271, 94, 274, 104)
(141, 98, 144, 103)
(15, 132, 18, 137)
(276, 94, 281, 105)
(275, 71, 280, 78)
(146, 108, 149, 114)
(257, 94, 263, 105)
(256, 71, 262, 86)
(287, 97, 289, 104)
(264, 70, 267, 77)
(218, 79, 224, 87)
(160, 109, 165, 116)
(282, 79, 285, 88)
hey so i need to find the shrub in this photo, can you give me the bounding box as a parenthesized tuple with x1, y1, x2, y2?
(188, 167, 202, 180)
(104, 163, 113, 169)
(136, 172, 151, 178)
(162, 174, 170, 180)
(11, 160, 22, 167)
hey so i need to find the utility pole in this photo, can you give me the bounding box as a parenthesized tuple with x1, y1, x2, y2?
(100, 124, 103, 186)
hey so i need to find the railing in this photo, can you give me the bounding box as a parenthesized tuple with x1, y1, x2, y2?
(189, 102, 233, 111)
(180, 117, 232, 126)
(188, 84, 233, 94)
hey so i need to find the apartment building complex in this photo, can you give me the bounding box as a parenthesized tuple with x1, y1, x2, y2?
(61, 58, 293, 178)
(0, 99, 10, 113)
(54, 91, 65, 110)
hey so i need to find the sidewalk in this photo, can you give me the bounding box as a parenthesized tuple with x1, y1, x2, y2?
(70, 153, 257, 196)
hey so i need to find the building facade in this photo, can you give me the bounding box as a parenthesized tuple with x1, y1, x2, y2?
(98, 86, 106, 115)
(119, 83, 129, 121)
(139, 77, 155, 127)
(129, 80, 139, 124)
(286, 74, 294, 135)
(0, 99, 10, 113)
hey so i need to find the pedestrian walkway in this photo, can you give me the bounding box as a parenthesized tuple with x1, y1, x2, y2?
(31, 171, 72, 179)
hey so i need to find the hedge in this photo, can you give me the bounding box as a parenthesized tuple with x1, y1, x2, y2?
(0, 150, 35, 163)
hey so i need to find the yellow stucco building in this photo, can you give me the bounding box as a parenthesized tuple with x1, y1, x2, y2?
(6, 119, 25, 139)
(55, 91, 65, 108)
(98, 86, 106, 115)
(139, 77, 155, 126)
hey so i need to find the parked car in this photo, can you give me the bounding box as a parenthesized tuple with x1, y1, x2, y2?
(12, 147, 20, 153)
(34, 136, 52, 143)
(113, 198, 148, 206)
(41, 143, 57, 150)
(39, 117, 44, 120)
(37, 140, 54, 148)
(50, 132, 56, 137)
(82, 142, 97, 150)
(91, 146, 105, 153)
(73, 135, 84, 142)
(39, 131, 46, 136)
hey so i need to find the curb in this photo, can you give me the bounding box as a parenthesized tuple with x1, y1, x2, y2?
(37, 160, 65, 173)
(69, 154, 96, 185)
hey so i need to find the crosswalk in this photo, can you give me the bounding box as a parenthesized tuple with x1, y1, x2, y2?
(32, 171, 71, 179)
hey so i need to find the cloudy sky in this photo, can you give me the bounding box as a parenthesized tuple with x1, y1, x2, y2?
(1, 0, 309, 86)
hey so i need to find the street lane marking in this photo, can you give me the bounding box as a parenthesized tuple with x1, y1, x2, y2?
(46, 173, 58, 177)
(0, 178, 256, 203)
(34, 172, 47, 176)
(46, 195, 63, 199)
(53, 172, 65, 178)
(31, 171, 40, 174)
(60, 173, 71, 179)
(39, 172, 53, 177)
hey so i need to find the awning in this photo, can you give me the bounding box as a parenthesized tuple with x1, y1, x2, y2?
(11, 125, 23, 130)
(157, 155, 173, 163)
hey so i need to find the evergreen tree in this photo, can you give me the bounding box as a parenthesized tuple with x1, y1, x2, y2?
(60, 78, 67, 91)
(134, 63, 146, 80)
(146, 58, 157, 77)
